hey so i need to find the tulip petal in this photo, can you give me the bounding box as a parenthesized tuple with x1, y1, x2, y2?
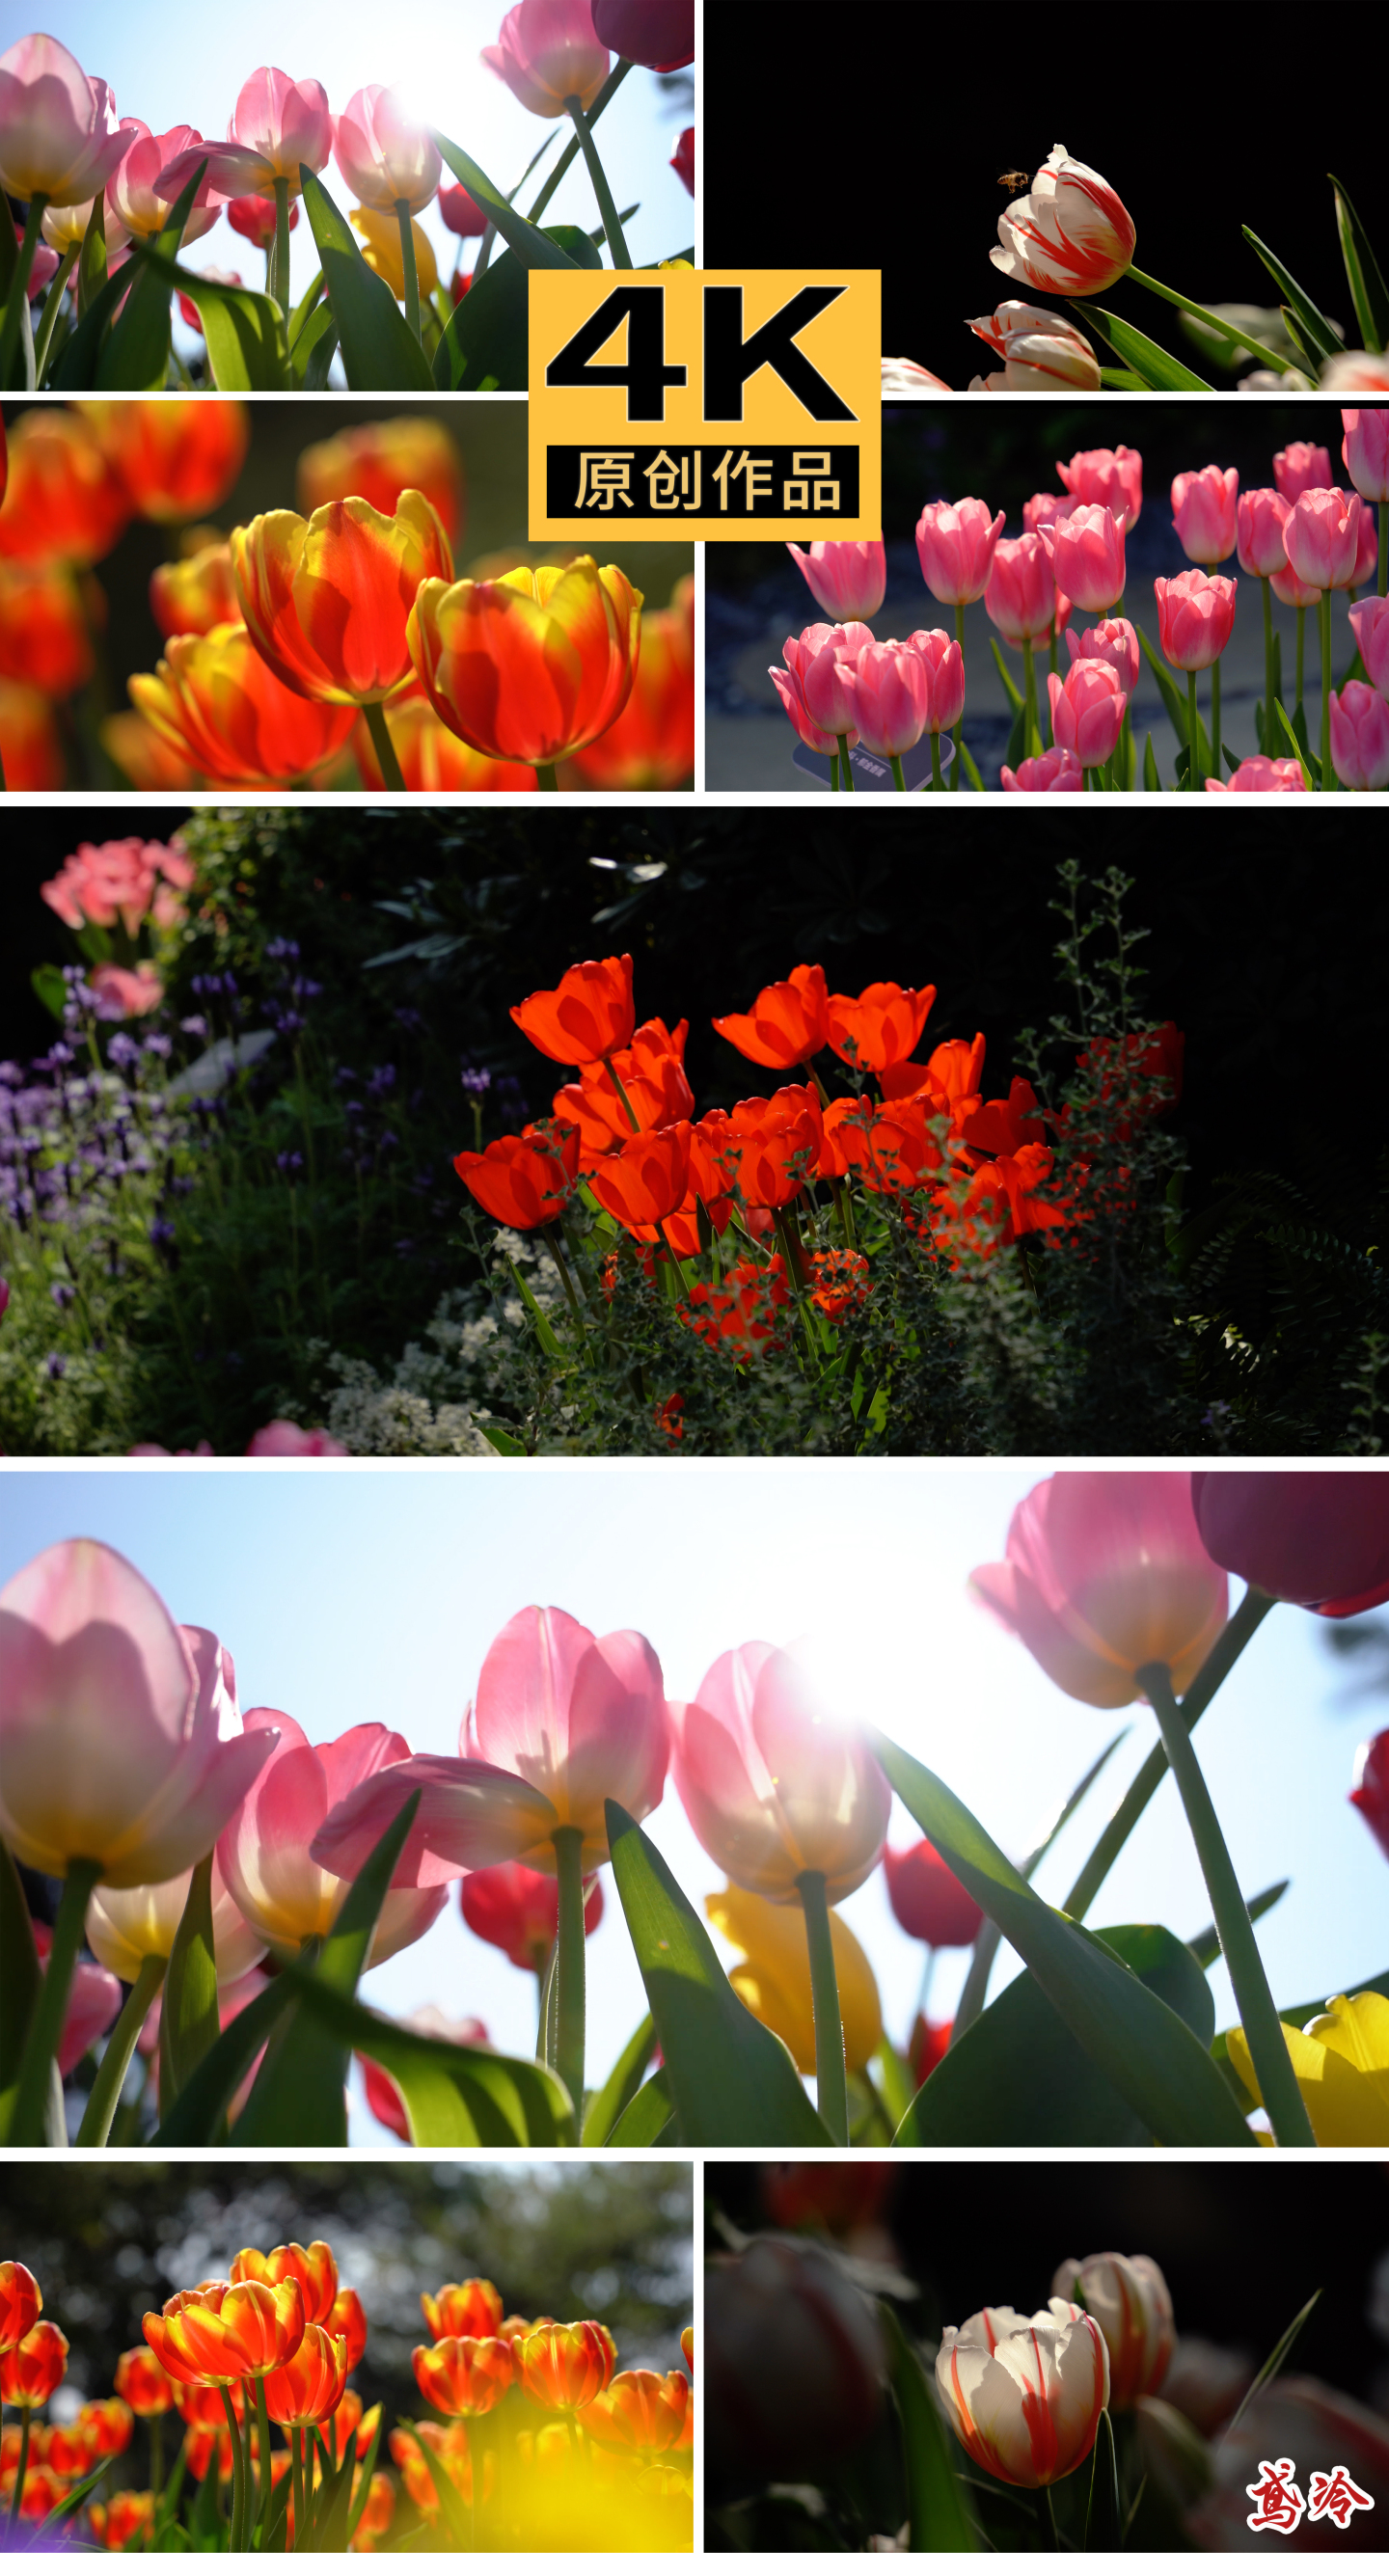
(311, 1752, 559, 1882)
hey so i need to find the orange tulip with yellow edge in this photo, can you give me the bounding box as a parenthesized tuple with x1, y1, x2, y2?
(421, 2280, 504, 2343)
(328, 2286, 368, 2372)
(348, 206, 438, 303)
(79, 400, 249, 524)
(142, 2277, 305, 2387)
(298, 416, 463, 543)
(568, 575, 694, 788)
(353, 693, 536, 791)
(260, 2322, 348, 2428)
(232, 493, 452, 707)
(78, 2399, 133, 2458)
(0, 2321, 68, 2409)
(88, 2492, 154, 2550)
(101, 708, 200, 789)
(517, 2320, 613, 2413)
(582, 2368, 691, 2457)
(0, 560, 94, 696)
(129, 623, 358, 786)
(411, 2333, 513, 2419)
(150, 541, 240, 639)
(114, 2347, 176, 2417)
(706, 1881, 883, 2075)
(407, 557, 641, 781)
(232, 2240, 338, 2326)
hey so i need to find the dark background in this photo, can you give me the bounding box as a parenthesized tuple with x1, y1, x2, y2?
(703, 3, 1389, 385)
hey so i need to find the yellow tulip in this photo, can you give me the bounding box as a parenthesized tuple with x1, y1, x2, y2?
(349, 205, 438, 302)
(706, 1883, 882, 2074)
(1227, 1992, 1389, 2145)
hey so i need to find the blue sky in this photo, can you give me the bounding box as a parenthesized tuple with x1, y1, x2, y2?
(3, 1463, 1384, 2141)
(38, 1, 694, 312)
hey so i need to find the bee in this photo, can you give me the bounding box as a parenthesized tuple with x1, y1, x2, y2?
(997, 169, 1031, 192)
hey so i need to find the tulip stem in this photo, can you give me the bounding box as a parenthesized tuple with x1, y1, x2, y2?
(527, 61, 630, 230)
(74, 1950, 166, 2146)
(362, 699, 406, 794)
(1185, 670, 1201, 790)
(1319, 586, 1334, 790)
(829, 749, 838, 792)
(564, 96, 632, 268)
(1294, 607, 1305, 710)
(6, 2412, 31, 2537)
(9, 1855, 102, 2146)
(0, 192, 45, 388)
(796, 1868, 849, 2144)
(552, 1824, 586, 2127)
(889, 753, 907, 793)
(929, 732, 944, 792)
(1138, 1660, 1316, 2148)
(150, 2414, 163, 2505)
(1062, 1586, 1276, 1921)
(951, 603, 965, 789)
(1210, 653, 1221, 782)
(534, 762, 558, 791)
(30, 242, 78, 385)
(395, 199, 422, 340)
(1021, 637, 1040, 759)
(836, 732, 855, 792)
(253, 2373, 274, 2539)
(220, 2387, 245, 2552)
(1124, 264, 1293, 374)
(272, 176, 291, 321)
(1261, 577, 1275, 742)
(1042, 2487, 1061, 2551)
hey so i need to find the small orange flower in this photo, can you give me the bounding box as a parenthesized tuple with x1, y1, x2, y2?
(454, 1118, 580, 1230)
(567, 576, 694, 788)
(0, 2321, 68, 2409)
(0, 2263, 41, 2355)
(586, 1122, 693, 1237)
(129, 623, 358, 786)
(940, 1143, 1072, 1252)
(809, 1248, 870, 1320)
(88, 2488, 154, 2549)
(353, 693, 536, 791)
(232, 492, 453, 708)
(517, 2320, 614, 2413)
(408, 557, 641, 770)
(79, 400, 250, 524)
(654, 1394, 684, 1442)
(150, 541, 241, 640)
(328, 2287, 368, 2373)
(421, 2281, 504, 2344)
(824, 1094, 949, 1196)
(0, 410, 131, 566)
(826, 981, 938, 1072)
(297, 417, 464, 544)
(411, 2334, 514, 2420)
(261, 2322, 348, 2429)
(143, 2277, 305, 2387)
(0, 561, 95, 696)
(681, 1257, 791, 1359)
(582, 2368, 691, 2457)
(713, 964, 829, 1071)
(727, 1086, 824, 1208)
(232, 2240, 339, 2327)
(114, 2346, 177, 2418)
(511, 954, 635, 1066)
(78, 2399, 133, 2458)
(554, 1017, 694, 1157)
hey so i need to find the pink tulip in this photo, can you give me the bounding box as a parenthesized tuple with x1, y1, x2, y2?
(1057, 446, 1143, 532)
(30, 1922, 122, 2074)
(1022, 493, 1075, 537)
(915, 498, 1004, 606)
(0, 35, 137, 205)
(90, 963, 165, 1020)
(1348, 595, 1389, 693)
(846, 639, 930, 756)
(786, 538, 885, 624)
(1042, 503, 1126, 613)
(670, 1641, 890, 1903)
(1272, 441, 1332, 502)
(42, 193, 130, 256)
(26, 243, 60, 299)
(984, 535, 1056, 646)
(218, 1709, 448, 1957)
(1329, 680, 1389, 790)
(966, 302, 1100, 392)
(899, 628, 961, 733)
(1171, 466, 1239, 566)
(244, 1421, 349, 1455)
(1342, 408, 1389, 505)
(0, 1541, 275, 1885)
(162, 68, 332, 203)
(1047, 662, 1126, 769)
(110, 122, 225, 247)
(772, 621, 872, 754)
(971, 1473, 1229, 1709)
(1154, 570, 1237, 672)
(1282, 486, 1363, 592)
(771, 660, 837, 754)
(991, 145, 1136, 297)
(1350, 505, 1378, 592)
(1269, 558, 1321, 610)
(1000, 746, 1084, 792)
(334, 86, 442, 213)
(482, 0, 611, 118)
(1191, 1472, 1389, 1618)
(1064, 615, 1139, 699)
(1204, 756, 1306, 794)
(801, 637, 867, 742)
(1235, 488, 1290, 579)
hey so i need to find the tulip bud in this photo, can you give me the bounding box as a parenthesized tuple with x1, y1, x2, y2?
(1171, 466, 1239, 565)
(1281, 486, 1363, 593)
(1272, 441, 1332, 502)
(984, 533, 1056, 646)
(1043, 503, 1126, 614)
(914, 499, 1004, 606)
(1153, 570, 1237, 673)
(883, 1839, 983, 1946)
(1342, 408, 1389, 505)
(936, 2300, 1109, 2487)
(1236, 487, 1290, 579)
(1051, 2253, 1174, 2409)
(1204, 756, 1305, 793)
(1000, 746, 1083, 792)
(1329, 681, 1389, 791)
(706, 2238, 885, 2481)
(787, 536, 885, 624)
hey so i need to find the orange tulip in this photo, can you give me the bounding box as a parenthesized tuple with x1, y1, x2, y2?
(517, 2320, 613, 2413)
(353, 2467, 395, 2541)
(322, 2388, 380, 2466)
(681, 1256, 791, 1358)
(297, 417, 464, 543)
(681, 2327, 693, 2372)
(142, 2277, 305, 2386)
(961, 1076, 1048, 1157)
(411, 2334, 514, 2419)
(500, 2313, 550, 2351)
(175, 2379, 244, 2430)
(232, 2242, 339, 2327)
(727, 1086, 824, 1207)
(114, 2346, 177, 2417)
(567, 575, 694, 787)
(353, 693, 536, 790)
(0, 680, 65, 785)
(942, 1144, 1072, 1252)
(261, 2322, 348, 2428)
(0, 561, 94, 695)
(586, 1122, 693, 1237)
(149, 540, 240, 639)
(511, 954, 635, 1066)
(408, 557, 641, 773)
(582, 2368, 691, 2456)
(391, 2421, 485, 2515)
(454, 1118, 580, 1230)
(78, 2399, 133, 2457)
(89, 2491, 154, 2550)
(180, 2421, 232, 2482)
(845, 1094, 951, 1196)
(79, 400, 249, 523)
(421, 2281, 504, 2343)
(46, 2418, 94, 2475)
(555, 1018, 694, 1156)
(129, 623, 358, 786)
(328, 2288, 368, 2373)
(100, 708, 201, 788)
(232, 492, 452, 708)
(713, 964, 829, 1070)
(0, 2264, 41, 2355)
(827, 981, 938, 1072)
(0, 410, 131, 565)
(10, 2466, 63, 2521)
(917, 1033, 988, 1119)
(0, 2321, 68, 2409)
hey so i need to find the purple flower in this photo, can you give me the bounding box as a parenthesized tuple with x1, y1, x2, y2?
(50, 1281, 76, 1309)
(461, 1066, 492, 1099)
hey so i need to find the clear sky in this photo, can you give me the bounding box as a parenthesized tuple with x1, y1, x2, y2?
(30, 1, 694, 314)
(2, 1463, 1383, 2142)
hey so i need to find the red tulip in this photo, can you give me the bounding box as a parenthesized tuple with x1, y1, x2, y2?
(0, 409, 130, 566)
(1190, 1472, 1389, 1617)
(412, 2334, 514, 2417)
(232, 492, 453, 707)
(227, 192, 299, 250)
(714, 964, 829, 1071)
(511, 954, 635, 1065)
(1350, 1730, 1389, 1862)
(454, 1119, 581, 1229)
(592, 0, 694, 69)
(883, 1840, 984, 1946)
(555, 1017, 694, 1157)
(826, 982, 936, 1072)
(0, 2264, 41, 2355)
(0, 2321, 68, 2409)
(586, 1121, 693, 1234)
(566, 575, 694, 788)
(83, 400, 249, 524)
(460, 1858, 603, 1970)
(670, 126, 693, 195)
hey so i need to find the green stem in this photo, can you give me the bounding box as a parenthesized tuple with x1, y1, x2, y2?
(10, 1857, 102, 2145)
(836, 731, 855, 791)
(362, 697, 406, 793)
(290, 2423, 305, 2553)
(929, 730, 944, 791)
(31, 240, 77, 383)
(272, 176, 290, 321)
(1042, 2485, 1061, 2551)
(552, 1824, 586, 2126)
(1138, 1661, 1316, 2148)
(951, 601, 965, 788)
(1295, 605, 1305, 708)
(1210, 651, 1221, 783)
(564, 95, 631, 266)
(796, 1868, 848, 2144)
(0, 192, 45, 387)
(221, 2387, 245, 2553)
(535, 762, 558, 791)
(75, 1951, 165, 2145)
(253, 2373, 274, 2540)
(542, 1222, 586, 1332)
(536, 1939, 558, 2059)
(395, 198, 422, 340)
(1021, 636, 1039, 757)
(889, 751, 907, 793)
(829, 748, 838, 792)
(1186, 667, 1200, 790)
(150, 2414, 164, 2509)
(1319, 585, 1333, 789)
(527, 62, 630, 227)
(1125, 262, 1292, 373)
(6, 2410, 32, 2537)
(1062, 1586, 1275, 1921)
(1261, 576, 1274, 740)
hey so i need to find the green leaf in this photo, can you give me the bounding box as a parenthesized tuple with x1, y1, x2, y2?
(159, 1853, 220, 2115)
(989, 637, 1024, 715)
(31, 2454, 110, 2540)
(874, 2034, 918, 2134)
(130, 245, 288, 389)
(870, 1730, 1254, 2147)
(506, 1256, 565, 1358)
(1074, 304, 1212, 390)
(0, 1832, 43, 2139)
(1143, 732, 1162, 791)
(1279, 304, 1327, 375)
(1272, 698, 1317, 789)
(957, 741, 984, 793)
(1331, 173, 1389, 353)
(95, 159, 207, 388)
(583, 2010, 656, 2142)
(901, 1924, 1214, 2146)
(0, 191, 14, 298)
(1186, 1879, 1289, 1971)
(1225, 2290, 1321, 2437)
(1241, 227, 1342, 363)
(47, 257, 130, 388)
(434, 226, 600, 390)
(303, 317, 340, 392)
(275, 1967, 574, 2144)
(1085, 2411, 1121, 2552)
(344, 2412, 385, 2547)
(954, 1727, 1131, 2041)
(76, 191, 108, 320)
(607, 2065, 676, 2143)
(433, 129, 580, 270)
(1132, 621, 1212, 777)
(297, 164, 435, 392)
(398, 2415, 473, 2548)
(479, 1423, 528, 1456)
(30, 963, 68, 1021)
(604, 1798, 831, 2145)
(289, 295, 336, 383)
(152, 1978, 293, 2143)
(879, 2303, 977, 2552)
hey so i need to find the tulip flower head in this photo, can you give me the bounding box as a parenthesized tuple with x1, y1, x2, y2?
(261, 2323, 348, 2428)
(1236, 488, 1291, 579)
(483, 0, 611, 118)
(1272, 442, 1333, 502)
(1057, 446, 1143, 532)
(224, 68, 332, 193)
(1204, 756, 1306, 793)
(0, 2264, 41, 2356)
(1190, 1470, 1389, 1616)
(971, 1472, 1229, 1709)
(0, 2321, 68, 2411)
(991, 146, 1136, 298)
(1047, 661, 1126, 770)
(113, 2347, 177, 2417)
(421, 2281, 504, 2344)
(1171, 466, 1239, 567)
(914, 499, 1005, 606)
(149, 541, 240, 641)
(108, 122, 227, 248)
(671, 1640, 890, 1904)
(1064, 615, 1140, 700)
(1153, 570, 1237, 673)
(936, 2301, 1110, 2487)
(297, 419, 463, 545)
(334, 86, 442, 214)
(592, 0, 694, 68)
(1051, 2254, 1174, 2410)
(349, 206, 439, 302)
(232, 494, 453, 708)
(1000, 746, 1083, 792)
(0, 35, 137, 204)
(582, 2369, 691, 2457)
(568, 573, 694, 788)
(1043, 503, 1126, 614)
(707, 1882, 882, 2074)
(0, 409, 131, 568)
(460, 1858, 602, 1971)
(129, 622, 359, 787)
(826, 981, 936, 1073)
(967, 303, 1100, 393)
(1281, 486, 1364, 593)
(1329, 682, 1389, 791)
(408, 558, 641, 773)
(705, 2237, 885, 2481)
(845, 638, 930, 756)
(454, 1120, 580, 1230)
(883, 1838, 983, 1947)
(227, 191, 298, 249)
(518, 2320, 613, 2412)
(217, 1708, 447, 1958)
(1227, 1992, 1389, 2147)
(984, 534, 1056, 647)
(232, 2241, 339, 2327)
(786, 537, 885, 624)
(513, 954, 634, 1065)
(144, 2278, 306, 2387)
(86, 1843, 265, 1989)
(414, 2333, 515, 2418)
(1342, 408, 1389, 505)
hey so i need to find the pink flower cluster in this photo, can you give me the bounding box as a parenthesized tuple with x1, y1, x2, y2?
(771, 620, 964, 764)
(41, 835, 194, 935)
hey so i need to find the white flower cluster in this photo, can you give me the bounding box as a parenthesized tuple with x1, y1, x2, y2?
(311, 1233, 562, 1454)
